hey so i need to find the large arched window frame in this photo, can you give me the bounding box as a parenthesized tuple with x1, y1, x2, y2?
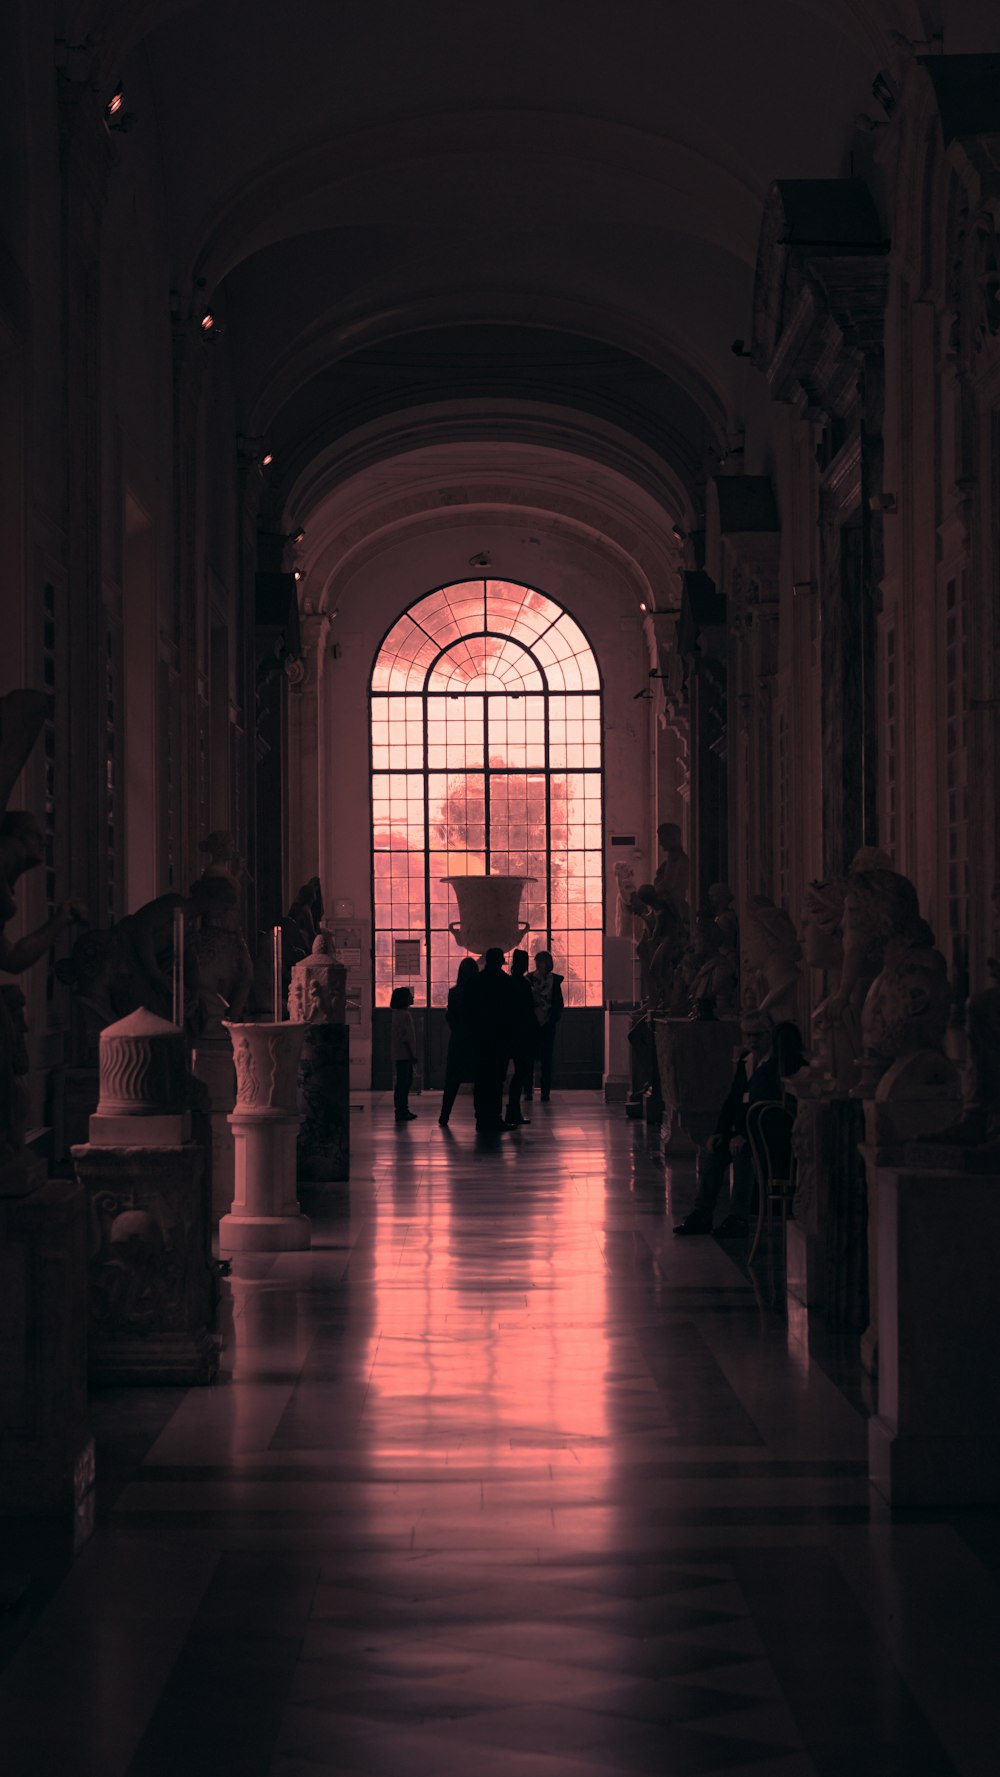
(370, 580, 603, 1008)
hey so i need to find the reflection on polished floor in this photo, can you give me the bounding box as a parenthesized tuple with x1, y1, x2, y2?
(2, 1094, 999, 1776)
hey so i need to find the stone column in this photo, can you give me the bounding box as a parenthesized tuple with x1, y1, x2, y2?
(220, 1021, 309, 1251)
(72, 1009, 219, 1385)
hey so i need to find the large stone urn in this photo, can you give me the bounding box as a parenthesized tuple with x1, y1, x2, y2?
(442, 874, 535, 954)
(219, 1021, 310, 1252)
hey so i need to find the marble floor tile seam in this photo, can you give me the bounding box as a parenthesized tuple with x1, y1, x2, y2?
(113, 1474, 872, 1513)
(132, 1455, 871, 1482)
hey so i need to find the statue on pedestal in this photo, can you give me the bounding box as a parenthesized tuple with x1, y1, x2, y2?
(652, 821, 691, 918)
(186, 870, 253, 1035)
(845, 868, 959, 1139)
(742, 895, 802, 1026)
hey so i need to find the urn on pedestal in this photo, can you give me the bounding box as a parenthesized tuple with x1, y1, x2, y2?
(442, 874, 534, 955)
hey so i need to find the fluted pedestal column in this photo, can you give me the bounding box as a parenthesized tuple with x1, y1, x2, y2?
(220, 1022, 310, 1252)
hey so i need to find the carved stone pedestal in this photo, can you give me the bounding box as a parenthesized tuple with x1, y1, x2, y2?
(297, 1025, 349, 1183)
(72, 1143, 219, 1385)
(786, 1095, 868, 1331)
(869, 1157, 1000, 1506)
(220, 1022, 310, 1252)
(604, 1007, 633, 1103)
(0, 1176, 95, 1542)
(191, 1035, 236, 1224)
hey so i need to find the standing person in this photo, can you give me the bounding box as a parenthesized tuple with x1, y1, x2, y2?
(439, 956, 479, 1126)
(505, 949, 536, 1127)
(528, 950, 564, 1103)
(390, 985, 418, 1122)
(469, 947, 515, 1133)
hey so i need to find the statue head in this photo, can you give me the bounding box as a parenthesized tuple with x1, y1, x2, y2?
(846, 868, 935, 949)
(743, 895, 800, 970)
(657, 821, 683, 852)
(311, 930, 334, 956)
(801, 878, 845, 969)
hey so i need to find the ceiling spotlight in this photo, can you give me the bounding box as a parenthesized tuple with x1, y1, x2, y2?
(294, 569, 302, 581)
(730, 339, 752, 358)
(639, 602, 647, 613)
(105, 86, 131, 131)
(672, 525, 686, 543)
(293, 529, 305, 544)
(200, 310, 218, 333)
(261, 451, 273, 467)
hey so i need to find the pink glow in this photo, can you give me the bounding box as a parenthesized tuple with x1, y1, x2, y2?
(371, 582, 603, 1007)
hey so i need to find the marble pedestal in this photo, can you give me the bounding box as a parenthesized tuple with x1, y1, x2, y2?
(655, 1017, 737, 1146)
(603, 1007, 634, 1104)
(869, 1158, 1000, 1506)
(786, 1096, 868, 1331)
(220, 1021, 310, 1252)
(192, 1035, 236, 1223)
(297, 1024, 349, 1182)
(72, 1142, 219, 1385)
(0, 1173, 95, 1542)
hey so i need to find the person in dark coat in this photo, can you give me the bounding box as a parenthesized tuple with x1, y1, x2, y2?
(673, 1011, 802, 1238)
(527, 949, 564, 1102)
(505, 949, 536, 1127)
(439, 956, 479, 1126)
(469, 947, 515, 1132)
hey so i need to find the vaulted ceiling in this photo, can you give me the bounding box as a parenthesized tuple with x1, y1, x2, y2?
(64, 1, 1000, 589)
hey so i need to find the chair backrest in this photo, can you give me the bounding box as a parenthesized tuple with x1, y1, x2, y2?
(746, 1099, 795, 1194)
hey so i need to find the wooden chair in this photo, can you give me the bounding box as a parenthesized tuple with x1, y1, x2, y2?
(746, 1099, 796, 1267)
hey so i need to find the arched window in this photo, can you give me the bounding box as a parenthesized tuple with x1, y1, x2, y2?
(371, 579, 603, 1007)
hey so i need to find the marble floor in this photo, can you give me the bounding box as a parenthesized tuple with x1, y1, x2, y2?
(2, 1093, 1000, 1776)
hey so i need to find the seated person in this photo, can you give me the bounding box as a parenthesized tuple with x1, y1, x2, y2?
(673, 1012, 802, 1240)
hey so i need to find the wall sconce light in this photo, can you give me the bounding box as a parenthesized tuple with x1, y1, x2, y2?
(105, 86, 132, 131)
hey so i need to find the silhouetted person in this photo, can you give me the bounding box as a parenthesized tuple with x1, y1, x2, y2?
(390, 985, 418, 1121)
(439, 956, 479, 1126)
(527, 949, 564, 1102)
(673, 1012, 802, 1238)
(469, 947, 515, 1132)
(505, 949, 536, 1126)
